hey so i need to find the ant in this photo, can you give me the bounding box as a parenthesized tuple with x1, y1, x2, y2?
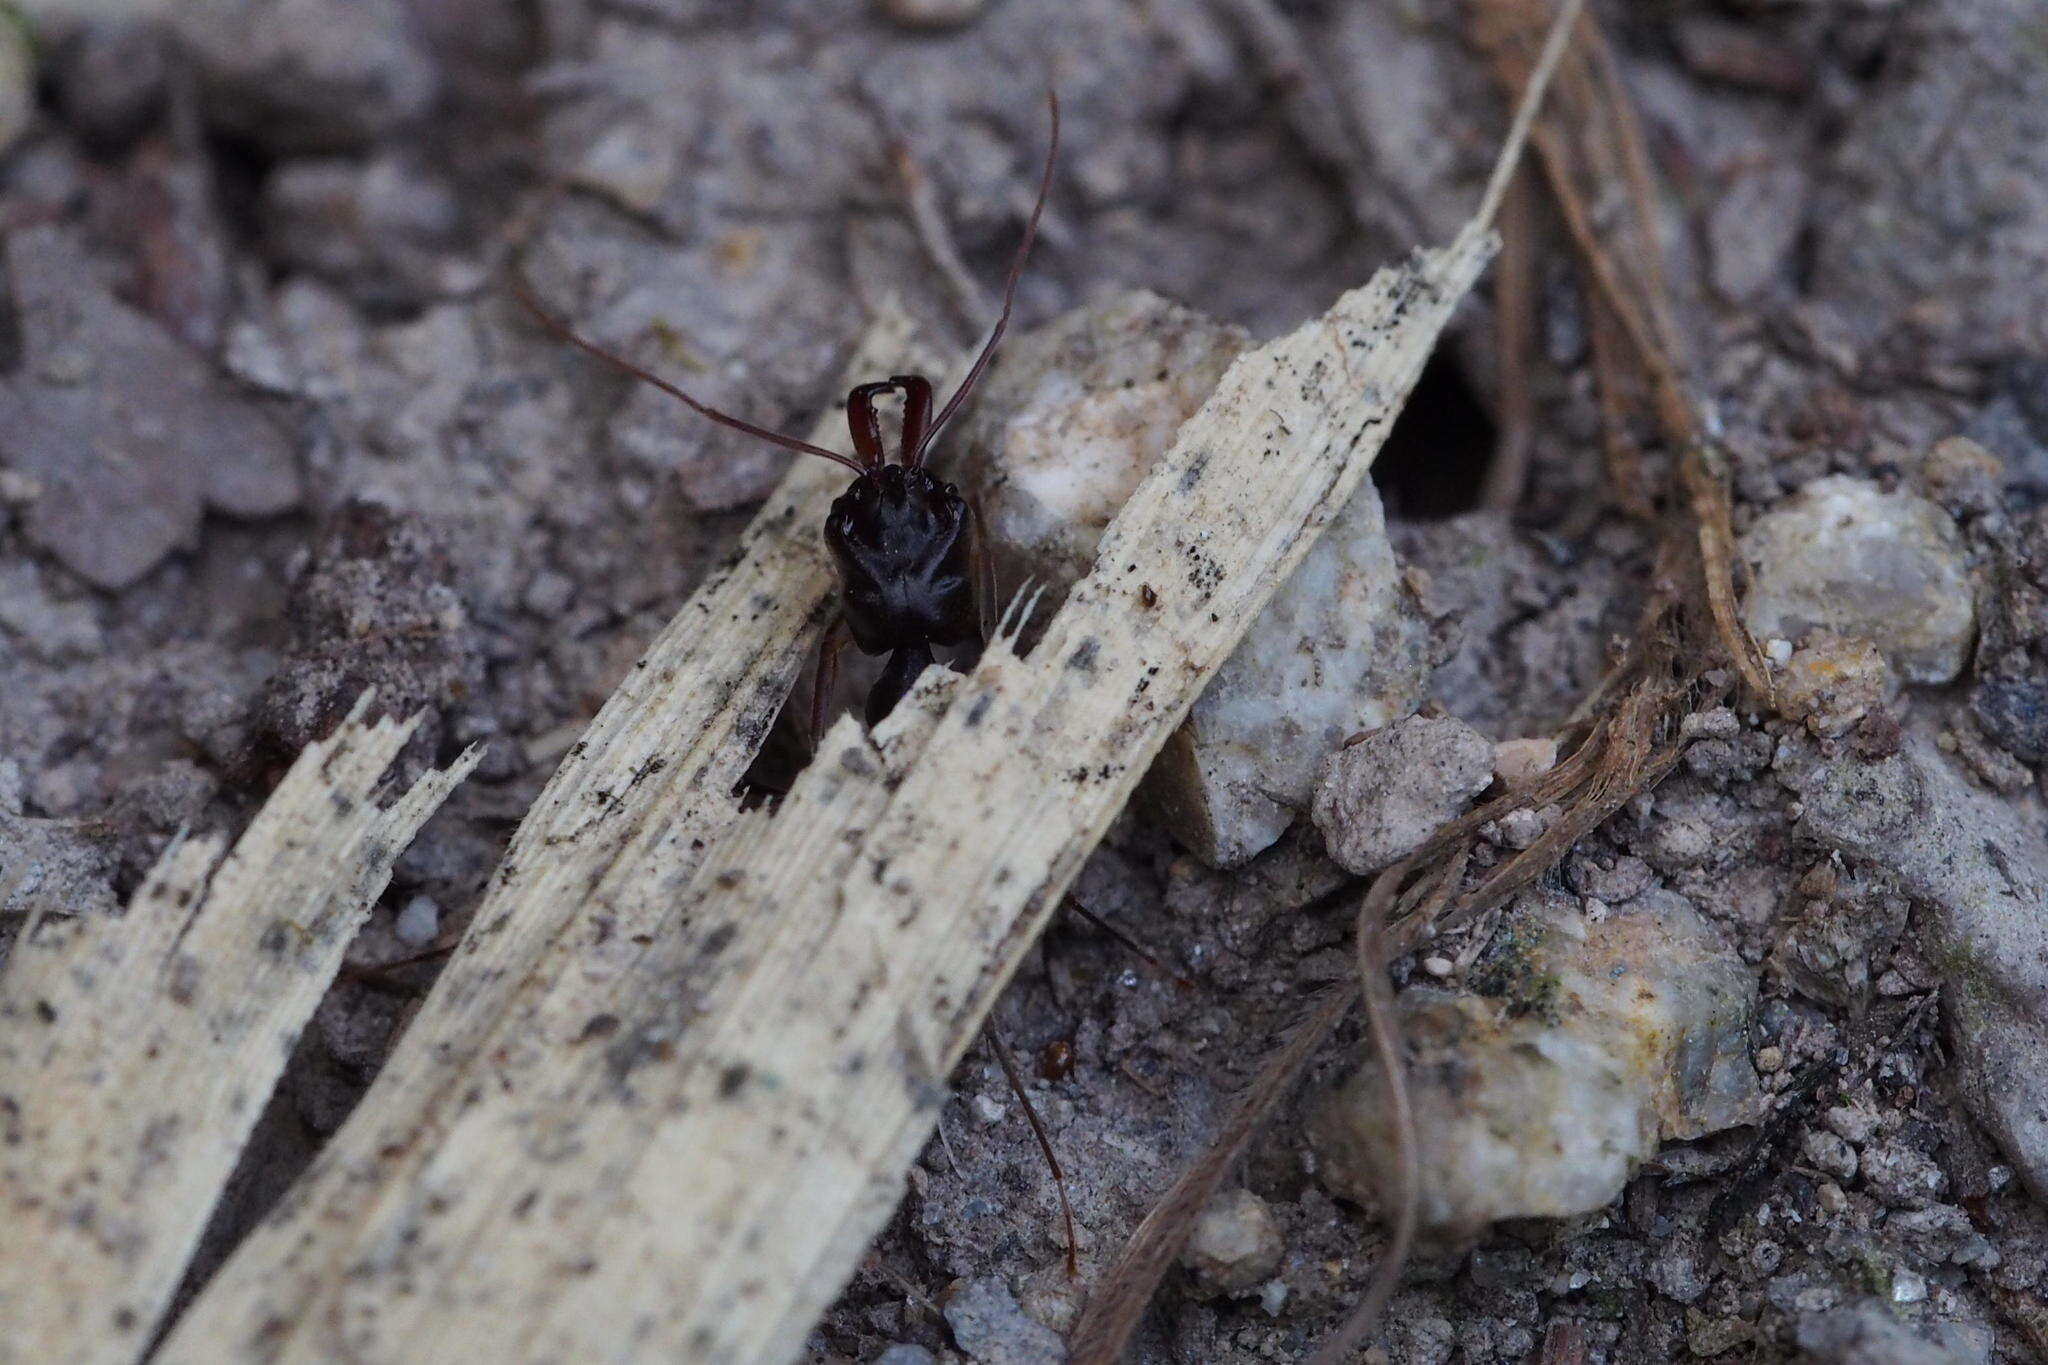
(514, 94, 1085, 1273)
(514, 92, 1059, 744)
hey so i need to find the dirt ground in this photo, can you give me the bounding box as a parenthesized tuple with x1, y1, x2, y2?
(4, 0, 2048, 1361)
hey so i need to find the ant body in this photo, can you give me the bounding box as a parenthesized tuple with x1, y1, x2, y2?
(515, 92, 1079, 1272)
(516, 94, 1058, 741)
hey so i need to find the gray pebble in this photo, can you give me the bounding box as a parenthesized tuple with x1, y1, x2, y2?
(941, 1276, 1064, 1365)
(1311, 715, 1494, 874)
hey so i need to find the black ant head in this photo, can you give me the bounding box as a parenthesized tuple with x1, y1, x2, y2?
(825, 466, 977, 655)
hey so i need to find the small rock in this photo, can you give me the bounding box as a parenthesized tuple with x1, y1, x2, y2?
(0, 560, 104, 662)
(251, 503, 482, 778)
(962, 292, 1246, 591)
(224, 319, 305, 396)
(1824, 1101, 1878, 1147)
(169, 0, 441, 152)
(0, 226, 302, 589)
(879, 0, 986, 28)
(394, 894, 440, 947)
(874, 1348, 938, 1365)
(263, 153, 479, 307)
(963, 292, 1436, 866)
(1795, 1300, 1982, 1365)
(1859, 1140, 1947, 1210)
(1642, 815, 1714, 872)
(523, 571, 575, 619)
(1015, 1263, 1082, 1336)
(1687, 1311, 1755, 1358)
(1739, 475, 1975, 685)
(1180, 1188, 1284, 1297)
(1563, 850, 1655, 904)
(1492, 737, 1556, 790)
(1308, 893, 1760, 1235)
(1770, 871, 1909, 1011)
(568, 114, 682, 218)
(1707, 159, 1808, 302)
(47, 20, 171, 150)
(1651, 1240, 1710, 1304)
(0, 811, 122, 921)
(1801, 1130, 1859, 1182)
(1788, 729, 2048, 1201)
(1146, 482, 1435, 865)
(941, 1276, 1065, 1365)
(1776, 636, 1891, 737)
(1492, 805, 1554, 851)
(1921, 436, 2005, 518)
(1312, 716, 1494, 875)
(1972, 675, 2048, 763)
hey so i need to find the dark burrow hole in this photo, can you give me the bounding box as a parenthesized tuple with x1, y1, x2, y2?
(1371, 351, 1499, 521)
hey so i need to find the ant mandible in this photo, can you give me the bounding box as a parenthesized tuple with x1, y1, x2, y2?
(516, 92, 1059, 743)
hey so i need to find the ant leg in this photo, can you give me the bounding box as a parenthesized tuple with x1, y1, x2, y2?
(891, 375, 934, 465)
(988, 1025, 1080, 1277)
(846, 381, 897, 471)
(339, 938, 460, 994)
(809, 615, 848, 754)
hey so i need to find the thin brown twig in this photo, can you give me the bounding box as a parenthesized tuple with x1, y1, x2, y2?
(1067, 847, 1471, 1364)
(1064, 897, 1195, 991)
(1482, 167, 1539, 512)
(1066, 981, 1356, 1353)
(891, 142, 995, 330)
(989, 1025, 1081, 1278)
(1303, 894, 1418, 1365)
(1589, 300, 1658, 518)
(1303, 842, 1465, 1363)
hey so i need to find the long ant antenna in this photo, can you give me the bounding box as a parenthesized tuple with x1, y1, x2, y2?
(508, 278, 867, 476)
(914, 88, 1060, 465)
(512, 87, 1057, 476)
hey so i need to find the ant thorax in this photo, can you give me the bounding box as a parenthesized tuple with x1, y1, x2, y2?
(824, 464, 977, 657)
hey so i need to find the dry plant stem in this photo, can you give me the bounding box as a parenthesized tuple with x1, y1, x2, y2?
(1477, 0, 1770, 701)
(1070, 682, 1691, 1361)
(163, 226, 1494, 1365)
(1069, 7, 1589, 1357)
(1304, 881, 1420, 1365)
(1482, 167, 1538, 511)
(1068, 848, 1466, 1365)
(1068, 980, 1357, 1363)
(0, 696, 479, 1365)
(1211, 0, 1419, 245)
(1066, 896, 1193, 990)
(1590, 301, 1657, 518)
(893, 143, 994, 328)
(156, 309, 940, 1362)
(988, 1026, 1080, 1277)
(1580, 15, 1687, 370)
